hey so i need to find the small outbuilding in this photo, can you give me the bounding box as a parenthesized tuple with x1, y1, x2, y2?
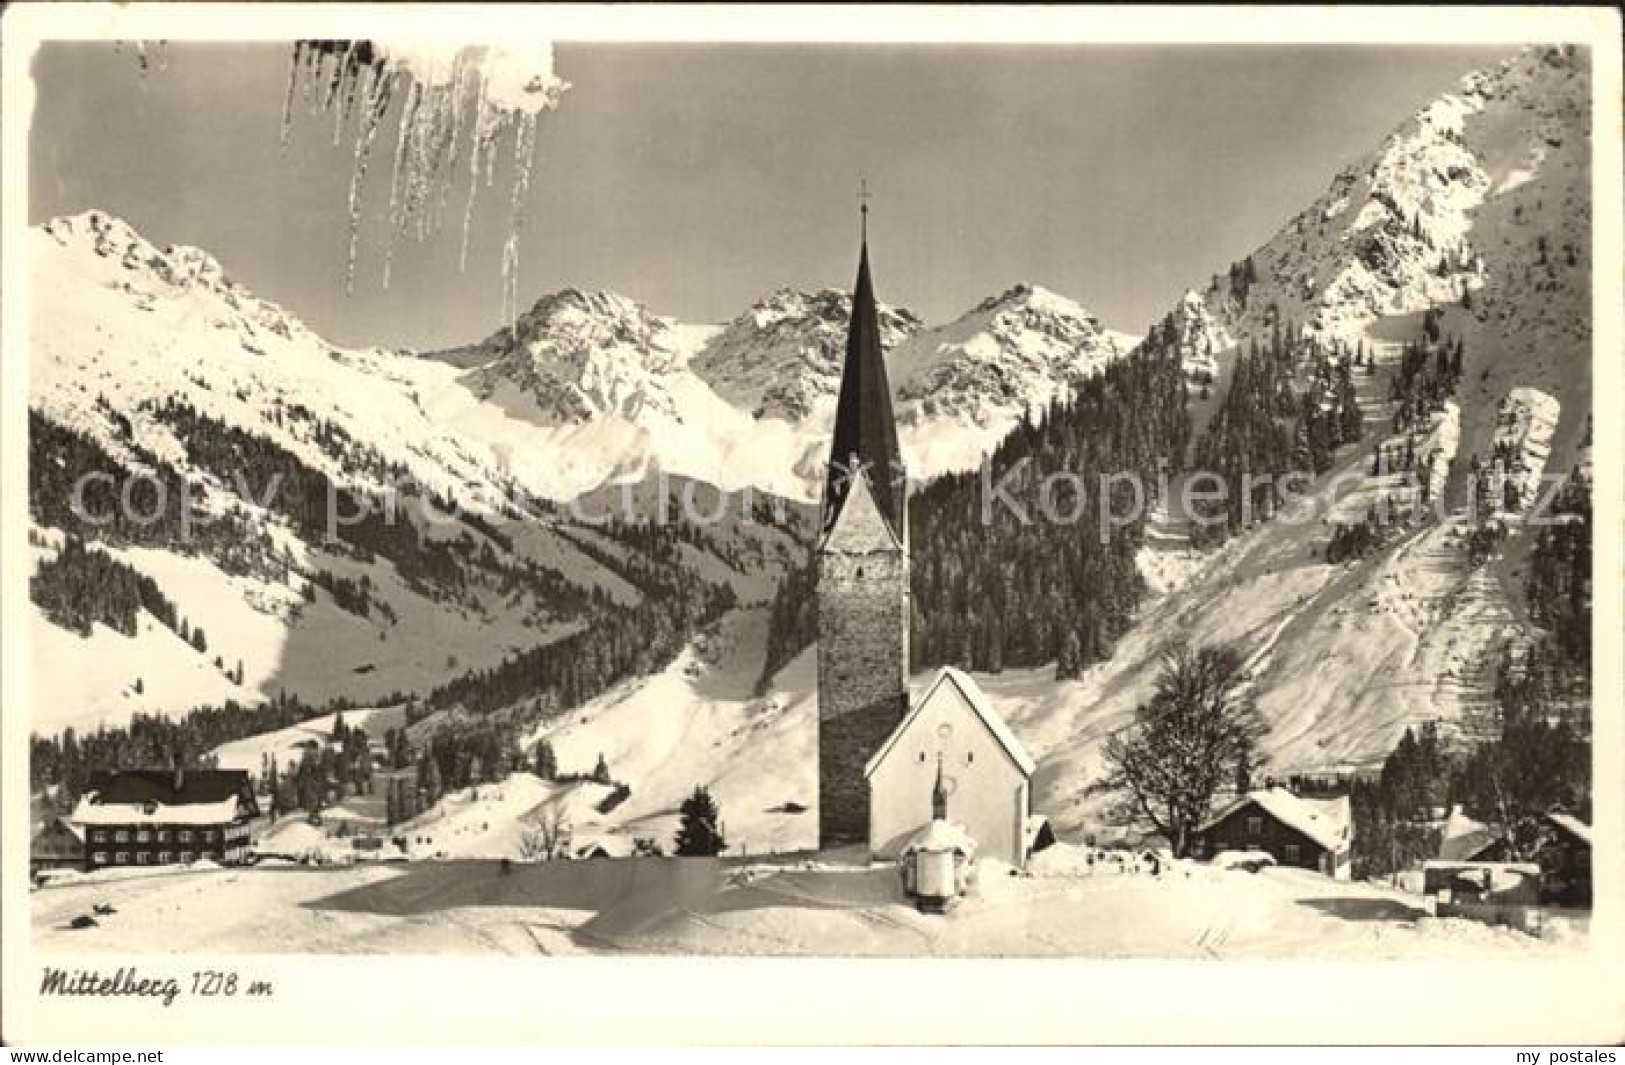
(31, 816, 86, 875)
(1437, 809, 1591, 907)
(898, 762, 977, 913)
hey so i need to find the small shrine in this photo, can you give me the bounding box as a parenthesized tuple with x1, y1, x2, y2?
(898, 756, 976, 913)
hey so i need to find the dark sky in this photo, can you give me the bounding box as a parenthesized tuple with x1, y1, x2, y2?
(29, 41, 1515, 349)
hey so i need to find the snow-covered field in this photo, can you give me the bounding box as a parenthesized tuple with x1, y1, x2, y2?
(213, 705, 407, 775)
(30, 853, 1583, 958)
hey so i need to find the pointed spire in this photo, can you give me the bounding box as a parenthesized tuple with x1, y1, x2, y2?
(931, 753, 948, 821)
(823, 192, 907, 541)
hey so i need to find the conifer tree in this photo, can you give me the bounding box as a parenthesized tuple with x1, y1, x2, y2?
(1055, 629, 1083, 681)
(534, 738, 558, 781)
(674, 786, 726, 857)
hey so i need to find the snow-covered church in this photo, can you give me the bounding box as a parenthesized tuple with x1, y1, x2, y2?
(816, 206, 1039, 869)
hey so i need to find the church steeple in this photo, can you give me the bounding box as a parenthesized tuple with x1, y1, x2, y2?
(815, 193, 913, 852)
(823, 201, 907, 542)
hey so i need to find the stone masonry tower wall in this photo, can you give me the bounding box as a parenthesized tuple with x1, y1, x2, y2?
(818, 485, 909, 848)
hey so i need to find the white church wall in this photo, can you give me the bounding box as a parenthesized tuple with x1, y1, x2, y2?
(867, 675, 1029, 867)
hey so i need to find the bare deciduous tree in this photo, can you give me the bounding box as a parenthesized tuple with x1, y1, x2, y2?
(518, 803, 571, 860)
(1092, 642, 1265, 857)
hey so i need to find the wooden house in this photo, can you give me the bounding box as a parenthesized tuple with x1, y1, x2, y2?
(1193, 785, 1352, 879)
(71, 768, 260, 870)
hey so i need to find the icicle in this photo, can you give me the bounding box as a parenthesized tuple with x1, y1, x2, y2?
(323, 41, 354, 116)
(437, 58, 470, 230)
(302, 42, 320, 105)
(277, 40, 562, 312)
(280, 42, 304, 149)
(501, 111, 539, 331)
(459, 79, 492, 272)
(343, 66, 387, 295)
(308, 50, 329, 115)
(382, 79, 424, 290)
(332, 43, 359, 146)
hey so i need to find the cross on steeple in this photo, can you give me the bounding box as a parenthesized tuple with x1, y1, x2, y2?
(858, 179, 872, 240)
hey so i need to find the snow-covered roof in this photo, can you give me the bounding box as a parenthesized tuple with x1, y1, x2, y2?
(1199, 787, 1350, 853)
(1438, 807, 1498, 861)
(817, 467, 904, 554)
(1546, 811, 1591, 846)
(71, 793, 243, 827)
(574, 834, 634, 858)
(901, 818, 977, 856)
(323, 803, 382, 823)
(1024, 814, 1051, 847)
(865, 667, 1036, 778)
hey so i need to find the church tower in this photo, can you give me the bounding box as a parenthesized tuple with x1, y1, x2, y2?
(818, 201, 910, 850)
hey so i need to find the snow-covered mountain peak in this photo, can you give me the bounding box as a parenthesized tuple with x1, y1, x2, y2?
(45, 210, 238, 293)
(452, 287, 699, 424)
(967, 281, 1078, 318)
(891, 282, 1137, 426)
(1176, 44, 1587, 354)
(42, 209, 152, 260)
(689, 287, 922, 422)
(38, 209, 319, 348)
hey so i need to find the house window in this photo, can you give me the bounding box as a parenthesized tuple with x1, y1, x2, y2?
(136, 852, 151, 865)
(1284, 843, 1300, 863)
(93, 830, 108, 843)
(179, 852, 193, 863)
(919, 751, 926, 762)
(136, 830, 151, 843)
(157, 851, 172, 864)
(178, 830, 192, 843)
(1192, 839, 1205, 858)
(93, 852, 108, 865)
(966, 751, 974, 764)
(157, 830, 170, 842)
(115, 853, 130, 865)
(115, 830, 130, 843)
(1246, 816, 1262, 837)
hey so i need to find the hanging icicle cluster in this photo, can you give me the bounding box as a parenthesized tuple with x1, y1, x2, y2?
(280, 39, 565, 325)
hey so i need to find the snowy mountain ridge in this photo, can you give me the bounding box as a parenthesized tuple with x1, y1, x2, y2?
(27, 206, 1139, 731)
(689, 287, 922, 422)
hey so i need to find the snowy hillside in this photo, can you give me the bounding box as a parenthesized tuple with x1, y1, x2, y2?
(1033, 46, 1594, 817)
(26, 213, 800, 729)
(1177, 46, 1591, 477)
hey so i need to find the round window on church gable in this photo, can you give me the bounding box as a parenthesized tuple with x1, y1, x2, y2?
(936, 723, 953, 740)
